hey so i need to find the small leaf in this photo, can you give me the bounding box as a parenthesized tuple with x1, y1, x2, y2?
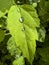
(7, 37, 21, 57)
(37, 27, 46, 42)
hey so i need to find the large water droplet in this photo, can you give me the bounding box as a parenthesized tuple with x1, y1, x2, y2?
(19, 17, 24, 23)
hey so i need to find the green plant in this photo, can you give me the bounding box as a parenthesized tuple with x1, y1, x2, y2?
(0, 0, 48, 65)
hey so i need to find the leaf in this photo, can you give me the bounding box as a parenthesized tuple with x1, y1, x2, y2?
(0, 30, 5, 42)
(13, 56, 25, 65)
(7, 37, 21, 58)
(0, 0, 14, 12)
(7, 5, 37, 64)
(7, 5, 30, 62)
(37, 26, 46, 42)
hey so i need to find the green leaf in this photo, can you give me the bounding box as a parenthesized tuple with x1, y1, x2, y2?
(0, 30, 5, 42)
(7, 5, 38, 64)
(7, 5, 30, 62)
(7, 37, 21, 58)
(0, 0, 14, 12)
(13, 56, 25, 65)
(37, 27, 46, 42)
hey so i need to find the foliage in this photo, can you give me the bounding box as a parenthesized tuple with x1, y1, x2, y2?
(0, 0, 49, 65)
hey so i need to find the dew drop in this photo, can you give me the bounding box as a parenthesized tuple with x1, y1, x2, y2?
(16, 0, 23, 5)
(22, 27, 25, 31)
(19, 17, 24, 23)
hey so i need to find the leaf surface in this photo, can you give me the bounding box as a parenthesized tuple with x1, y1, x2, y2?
(7, 5, 30, 62)
(7, 5, 37, 64)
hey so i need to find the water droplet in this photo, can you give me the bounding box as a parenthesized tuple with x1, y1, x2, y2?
(16, 0, 23, 5)
(22, 27, 25, 31)
(19, 17, 24, 23)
